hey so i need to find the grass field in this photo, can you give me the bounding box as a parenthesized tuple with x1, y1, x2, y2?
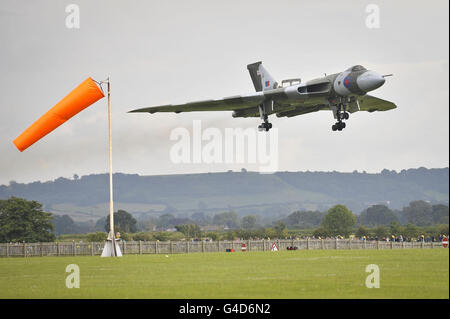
(0, 249, 448, 299)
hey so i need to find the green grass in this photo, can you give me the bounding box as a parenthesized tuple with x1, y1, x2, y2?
(0, 249, 448, 299)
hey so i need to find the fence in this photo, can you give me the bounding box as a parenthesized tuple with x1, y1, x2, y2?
(0, 239, 445, 258)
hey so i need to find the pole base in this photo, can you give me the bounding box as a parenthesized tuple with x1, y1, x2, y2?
(101, 231, 122, 257)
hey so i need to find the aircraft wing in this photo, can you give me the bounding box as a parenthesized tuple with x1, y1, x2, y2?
(348, 95, 397, 113)
(129, 94, 265, 114)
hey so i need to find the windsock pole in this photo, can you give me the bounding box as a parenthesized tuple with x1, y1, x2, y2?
(107, 78, 116, 256)
(102, 77, 121, 257)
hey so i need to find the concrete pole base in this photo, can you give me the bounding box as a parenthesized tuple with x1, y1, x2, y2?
(101, 231, 122, 257)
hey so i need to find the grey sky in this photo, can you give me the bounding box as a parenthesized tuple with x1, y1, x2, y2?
(0, 0, 448, 185)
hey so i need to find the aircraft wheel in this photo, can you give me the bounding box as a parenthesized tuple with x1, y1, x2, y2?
(344, 112, 349, 120)
(259, 123, 272, 132)
(332, 124, 337, 131)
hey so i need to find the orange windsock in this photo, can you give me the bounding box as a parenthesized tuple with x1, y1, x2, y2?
(13, 77, 105, 152)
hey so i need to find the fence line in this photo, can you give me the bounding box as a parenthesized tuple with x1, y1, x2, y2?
(0, 239, 445, 258)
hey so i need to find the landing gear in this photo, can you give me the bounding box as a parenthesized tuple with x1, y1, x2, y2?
(332, 101, 350, 131)
(332, 122, 346, 131)
(258, 115, 272, 132)
(258, 104, 273, 131)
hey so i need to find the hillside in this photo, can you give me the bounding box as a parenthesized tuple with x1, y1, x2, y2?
(0, 167, 448, 222)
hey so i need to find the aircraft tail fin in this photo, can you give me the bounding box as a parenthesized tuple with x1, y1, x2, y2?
(247, 61, 278, 92)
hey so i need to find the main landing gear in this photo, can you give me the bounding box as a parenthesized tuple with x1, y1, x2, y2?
(332, 102, 350, 131)
(258, 103, 273, 131)
(258, 114, 273, 132)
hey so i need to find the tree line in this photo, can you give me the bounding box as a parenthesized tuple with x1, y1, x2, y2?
(0, 197, 448, 243)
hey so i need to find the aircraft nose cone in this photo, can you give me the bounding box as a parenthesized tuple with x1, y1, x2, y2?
(357, 71, 385, 92)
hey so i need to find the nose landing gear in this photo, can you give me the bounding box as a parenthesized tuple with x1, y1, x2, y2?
(332, 121, 346, 131)
(332, 102, 350, 131)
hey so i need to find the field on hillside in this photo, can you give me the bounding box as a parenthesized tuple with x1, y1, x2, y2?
(0, 249, 448, 299)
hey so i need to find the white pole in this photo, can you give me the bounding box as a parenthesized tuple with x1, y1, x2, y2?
(101, 77, 121, 257)
(108, 77, 117, 256)
(108, 78, 114, 236)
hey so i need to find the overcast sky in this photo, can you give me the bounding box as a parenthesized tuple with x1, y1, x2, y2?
(0, 0, 448, 185)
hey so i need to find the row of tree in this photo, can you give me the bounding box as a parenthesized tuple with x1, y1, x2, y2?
(84, 222, 290, 242)
(74, 205, 450, 242)
(50, 201, 448, 237)
(106, 201, 448, 234)
(282, 201, 448, 229)
(79, 221, 449, 243)
(0, 197, 448, 243)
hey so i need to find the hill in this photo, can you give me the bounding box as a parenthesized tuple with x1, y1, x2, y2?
(0, 167, 448, 222)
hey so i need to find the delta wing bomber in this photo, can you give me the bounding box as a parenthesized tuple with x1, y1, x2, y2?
(130, 62, 396, 131)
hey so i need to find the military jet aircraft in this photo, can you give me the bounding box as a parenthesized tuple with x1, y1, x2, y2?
(129, 62, 396, 131)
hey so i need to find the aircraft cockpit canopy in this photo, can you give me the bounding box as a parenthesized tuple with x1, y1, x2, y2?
(347, 65, 367, 72)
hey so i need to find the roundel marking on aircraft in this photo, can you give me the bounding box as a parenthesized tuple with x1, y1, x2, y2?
(344, 76, 351, 88)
